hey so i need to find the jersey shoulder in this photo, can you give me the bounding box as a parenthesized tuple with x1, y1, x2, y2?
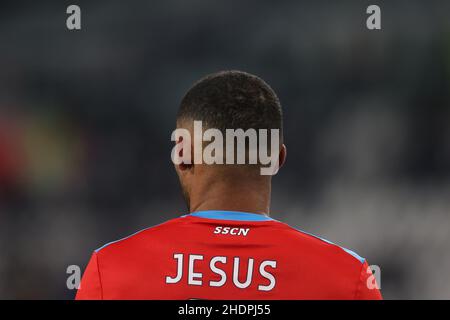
(93, 216, 187, 257)
(273, 220, 366, 266)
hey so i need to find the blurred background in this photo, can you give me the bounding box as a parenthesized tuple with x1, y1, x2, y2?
(0, 0, 449, 299)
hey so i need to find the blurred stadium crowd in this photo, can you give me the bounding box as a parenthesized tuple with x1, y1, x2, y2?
(0, 0, 449, 299)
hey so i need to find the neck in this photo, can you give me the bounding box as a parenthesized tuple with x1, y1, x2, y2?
(188, 171, 272, 216)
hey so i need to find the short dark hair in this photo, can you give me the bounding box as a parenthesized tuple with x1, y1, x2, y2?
(177, 70, 283, 137)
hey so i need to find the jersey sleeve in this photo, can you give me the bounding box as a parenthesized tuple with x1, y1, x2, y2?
(355, 260, 382, 300)
(75, 252, 103, 300)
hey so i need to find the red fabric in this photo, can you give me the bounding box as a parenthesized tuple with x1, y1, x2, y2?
(76, 214, 382, 300)
(0, 121, 23, 184)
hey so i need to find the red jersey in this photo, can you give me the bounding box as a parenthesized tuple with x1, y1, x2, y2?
(76, 210, 382, 300)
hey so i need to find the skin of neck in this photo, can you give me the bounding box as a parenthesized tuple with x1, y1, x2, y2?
(187, 165, 272, 216)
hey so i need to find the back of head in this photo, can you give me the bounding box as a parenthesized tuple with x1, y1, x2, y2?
(177, 70, 283, 135)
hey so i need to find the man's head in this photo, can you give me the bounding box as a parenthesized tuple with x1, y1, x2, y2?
(174, 70, 286, 212)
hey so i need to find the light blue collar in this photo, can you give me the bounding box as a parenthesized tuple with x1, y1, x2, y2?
(185, 210, 273, 221)
(182, 210, 365, 263)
